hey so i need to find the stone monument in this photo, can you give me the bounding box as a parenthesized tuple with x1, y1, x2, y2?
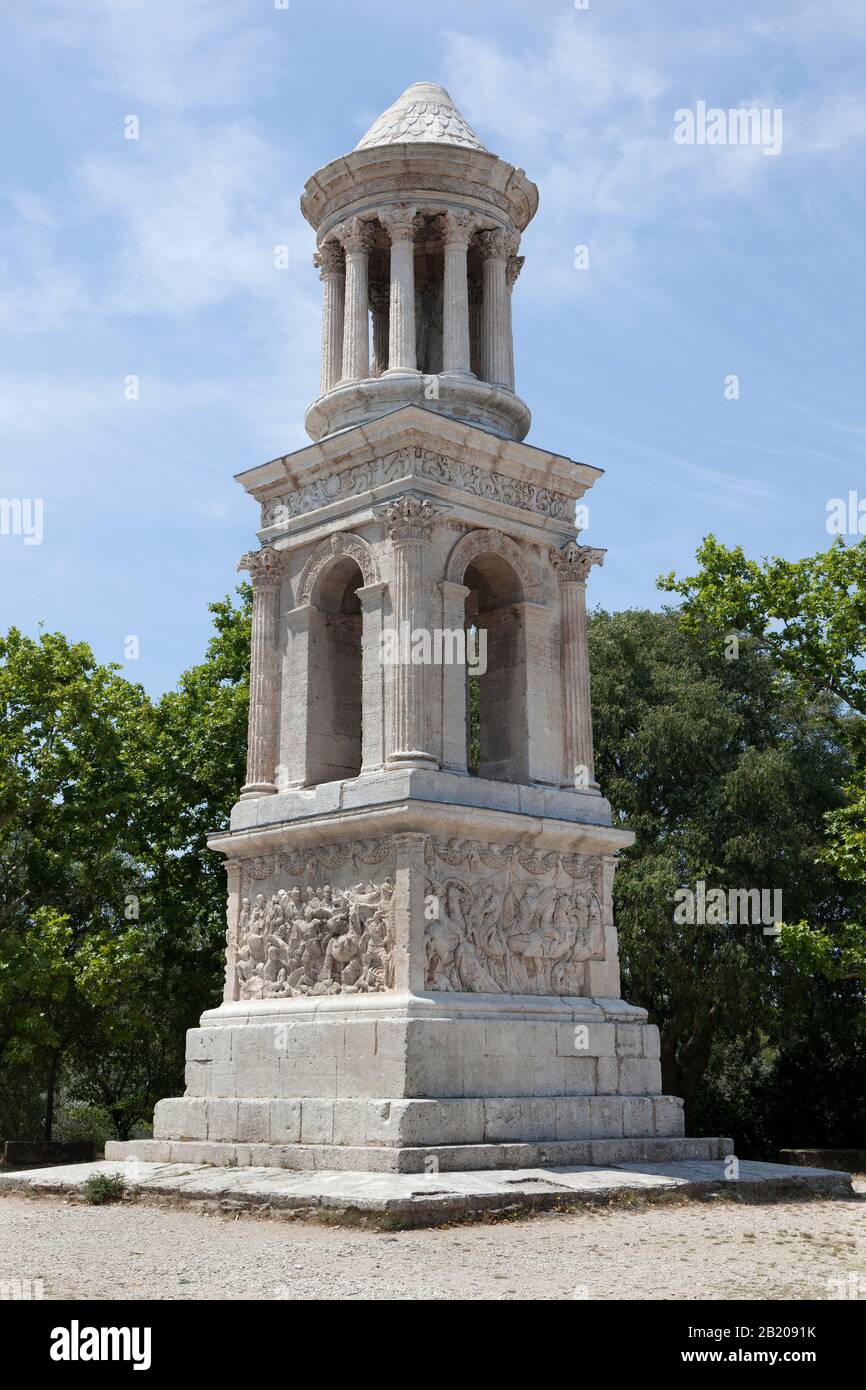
(110, 82, 728, 1173)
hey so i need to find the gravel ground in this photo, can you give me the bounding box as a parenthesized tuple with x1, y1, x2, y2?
(1, 1183, 864, 1300)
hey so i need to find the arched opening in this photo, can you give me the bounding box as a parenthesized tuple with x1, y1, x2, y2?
(462, 551, 529, 782)
(307, 555, 364, 783)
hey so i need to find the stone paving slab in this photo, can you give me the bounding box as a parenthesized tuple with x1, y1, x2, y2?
(0, 1158, 853, 1227)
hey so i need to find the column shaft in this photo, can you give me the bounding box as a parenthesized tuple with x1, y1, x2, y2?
(380, 205, 418, 373)
(237, 548, 282, 797)
(561, 582, 595, 786)
(338, 219, 374, 382)
(377, 496, 439, 766)
(439, 212, 473, 375)
(314, 242, 345, 394)
(552, 542, 605, 790)
(439, 581, 471, 773)
(480, 229, 519, 388)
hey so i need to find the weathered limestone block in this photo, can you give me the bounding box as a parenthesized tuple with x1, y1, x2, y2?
(153, 1098, 206, 1142)
(618, 1058, 663, 1095)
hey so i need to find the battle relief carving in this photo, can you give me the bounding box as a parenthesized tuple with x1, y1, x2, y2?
(259, 446, 573, 528)
(232, 837, 609, 1001)
(234, 840, 395, 1000)
(424, 838, 607, 997)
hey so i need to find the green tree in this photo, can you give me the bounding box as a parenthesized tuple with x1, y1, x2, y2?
(589, 607, 854, 1122)
(0, 628, 151, 1136)
(70, 586, 252, 1139)
(658, 534, 866, 717)
(0, 590, 251, 1142)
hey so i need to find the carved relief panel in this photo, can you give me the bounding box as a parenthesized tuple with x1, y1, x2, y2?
(231, 839, 396, 1001)
(423, 837, 611, 996)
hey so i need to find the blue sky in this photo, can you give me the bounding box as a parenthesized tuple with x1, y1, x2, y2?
(1, 0, 864, 695)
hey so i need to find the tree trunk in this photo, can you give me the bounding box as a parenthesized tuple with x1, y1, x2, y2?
(660, 1006, 717, 1129)
(43, 1050, 61, 1142)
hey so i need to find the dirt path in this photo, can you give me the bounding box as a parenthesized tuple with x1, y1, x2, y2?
(1, 1185, 863, 1300)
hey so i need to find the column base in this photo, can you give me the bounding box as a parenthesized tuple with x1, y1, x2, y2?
(239, 782, 278, 799)
(386, 751, 439, 769)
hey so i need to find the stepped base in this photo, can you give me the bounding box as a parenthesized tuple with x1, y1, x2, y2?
(107, 1134, 731, 1174)
(124, 994, 728, 1173)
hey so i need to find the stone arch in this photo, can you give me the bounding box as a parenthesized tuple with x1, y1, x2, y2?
(297, 531, 379, 607)
(444, 528, 539, 784)
(444, 528, 541, 603)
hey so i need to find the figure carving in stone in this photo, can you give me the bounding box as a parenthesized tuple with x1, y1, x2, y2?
(233, 874, 395, 999)
(423, 839, 607, 996)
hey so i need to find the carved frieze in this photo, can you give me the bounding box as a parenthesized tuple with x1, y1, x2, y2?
(424, 838, 607, 997)
(234, 839, 396, 1000)
(260, 446, 573, 528)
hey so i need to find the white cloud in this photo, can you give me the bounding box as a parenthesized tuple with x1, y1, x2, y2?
(81, 124, 309, 316)
(440, 11, 866, 305)
(30, 0, 277, 111)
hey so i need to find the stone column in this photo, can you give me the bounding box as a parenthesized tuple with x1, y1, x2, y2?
(357, 580, 387, 772)
(505, 253, 525, 391)
(377, 495, 439, 767)
(437, 210, 473, 376)
(439, 580, 471, 773)
(379, 205, 418, 374)
(479, 228, 518, 388)
(551, 541, 606, 791)
(337, 218, 375, 382)
(313, 241, 345, 395)
(369, 282, 390, 378)
(237, 546, 282, 797)
(468, 275, 483, 378)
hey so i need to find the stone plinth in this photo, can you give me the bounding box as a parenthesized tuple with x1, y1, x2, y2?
(110, 779, 728, 1173)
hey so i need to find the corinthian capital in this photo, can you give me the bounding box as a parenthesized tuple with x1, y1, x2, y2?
(506, 254, 525, 290)
(238, 546, 283, 588)
(551, 542, 605, 584)
(313, 241, 345, 277)
(335, 217, 376, 256)
(376, 494, 441, 543)
(378, 203, 418, 243)
(479, 227, 520, 262)
(436, 209, 475, 246)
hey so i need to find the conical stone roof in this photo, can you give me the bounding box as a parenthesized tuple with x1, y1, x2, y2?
(355, 81, 487, 152)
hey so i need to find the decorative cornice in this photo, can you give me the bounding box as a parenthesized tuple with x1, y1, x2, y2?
(260, 446, 574, 529)
(551, 542, 606, 584)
